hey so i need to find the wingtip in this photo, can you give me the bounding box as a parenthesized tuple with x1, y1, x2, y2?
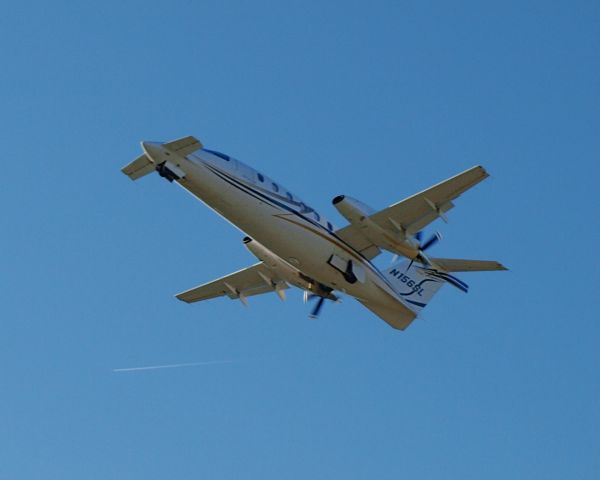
(174, 293, 190, 303)
(476, 165, 490, 179)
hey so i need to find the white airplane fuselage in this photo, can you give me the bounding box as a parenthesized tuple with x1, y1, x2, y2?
(124, 136, 506, 329)
(141, 142, 404, 311)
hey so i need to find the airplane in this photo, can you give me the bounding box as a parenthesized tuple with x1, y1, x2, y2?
(122, 136, 506, 330)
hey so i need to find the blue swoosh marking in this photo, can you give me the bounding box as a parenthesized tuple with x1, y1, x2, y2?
(405, 299, 427, 308)
(396, 278, 440, 296)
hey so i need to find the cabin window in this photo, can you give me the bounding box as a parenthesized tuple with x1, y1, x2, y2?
(272, 182, 279, 192)
(204, 149, 230, 161)
(257, 173, 264, 182)
(301, 203, 315, 215)
(286, 192, 293, 202)
(327, 221, 333, 231)
(314, 211, 320, 221)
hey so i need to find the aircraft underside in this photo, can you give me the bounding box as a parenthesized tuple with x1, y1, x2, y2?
(122, 136, 506, 330)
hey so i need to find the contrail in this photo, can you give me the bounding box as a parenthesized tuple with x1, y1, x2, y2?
(113, 360, 233, 373)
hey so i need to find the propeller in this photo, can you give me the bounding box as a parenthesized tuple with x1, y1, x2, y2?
(309, 296, 326, 319)
(400, 231, 468, 293)
(389, 231, 441, 266)
(419, 231, 442, 251)
(304, 290, 338, 319)
(405, 231, 443, 270)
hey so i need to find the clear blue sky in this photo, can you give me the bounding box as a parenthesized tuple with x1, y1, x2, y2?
(1, 1, 598, 478)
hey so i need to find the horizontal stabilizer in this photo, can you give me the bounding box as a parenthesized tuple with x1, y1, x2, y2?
(121, 154, 155, 181)
(430, 258, 508, 272)
(164, 136, 203, 156)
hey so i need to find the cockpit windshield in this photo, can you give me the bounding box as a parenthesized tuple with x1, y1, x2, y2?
(204, 149, 230, 161)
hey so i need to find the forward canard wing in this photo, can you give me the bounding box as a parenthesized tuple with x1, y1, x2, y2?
(121, 136, 203, 181)
(121, 153, 154, 180)
(175, 262, 289, 304)
(335, 166, 489, 259)
(163, 136, 203, 156)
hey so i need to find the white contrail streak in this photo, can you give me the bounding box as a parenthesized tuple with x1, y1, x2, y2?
(113, 360, 233, 373)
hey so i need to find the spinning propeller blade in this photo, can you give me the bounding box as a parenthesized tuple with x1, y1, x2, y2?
(420, 232, 442, 251)
(405, 231, 443, 270)
(309, 297, 326, 319)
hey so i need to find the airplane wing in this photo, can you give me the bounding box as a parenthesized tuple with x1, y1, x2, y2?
(176, 262, 288, 304)
(334, 166, 489, 260)
(335, 228, 382, 259)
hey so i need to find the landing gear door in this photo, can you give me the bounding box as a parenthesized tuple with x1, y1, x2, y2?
(327, 254, 366, 284)
(352, 262, 366, 283)
(328, 254, 347, 271)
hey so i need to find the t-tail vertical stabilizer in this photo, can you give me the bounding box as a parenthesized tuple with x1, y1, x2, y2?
(384, 260, 451, 314)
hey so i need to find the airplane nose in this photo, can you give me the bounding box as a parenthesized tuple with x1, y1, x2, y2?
(140, 141, 164, 162)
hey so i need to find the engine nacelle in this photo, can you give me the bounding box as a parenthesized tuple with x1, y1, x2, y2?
(332, 195, 420, 259)
(243, 236, 286, 269)
(332, 195, 375, 224)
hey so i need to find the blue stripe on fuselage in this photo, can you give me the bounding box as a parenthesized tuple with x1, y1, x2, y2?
(201, 162, 401, 294)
